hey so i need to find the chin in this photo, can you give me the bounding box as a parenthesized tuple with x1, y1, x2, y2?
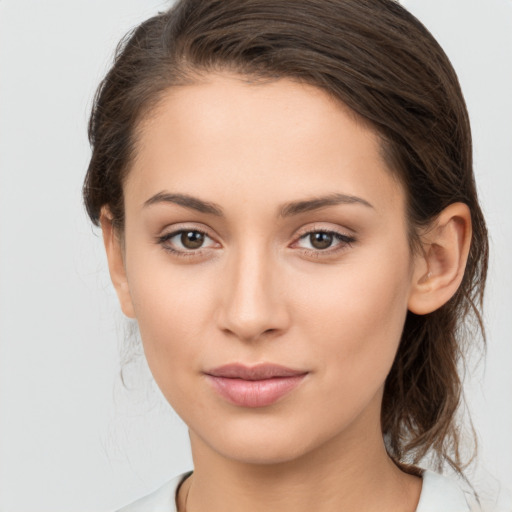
(193, 418, 336, 467)
(232, 442, 309, 465)
(220, 442, 312, 466)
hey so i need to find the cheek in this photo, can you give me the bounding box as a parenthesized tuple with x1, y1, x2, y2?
(291, 243, 412, 391)
(124, 253, 217, 396)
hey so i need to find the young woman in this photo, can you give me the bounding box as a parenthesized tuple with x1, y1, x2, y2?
(83, 1, 491, 510)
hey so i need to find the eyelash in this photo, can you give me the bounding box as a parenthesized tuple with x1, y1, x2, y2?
(156, 227, 356, 259)
(294, 229, 356, 258)
(156, 228, 215, 258)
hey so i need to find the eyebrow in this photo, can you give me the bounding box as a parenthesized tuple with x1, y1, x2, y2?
(143, 191, 373, 217)
(279, 193, 374, 217)
(144, 192, 223, 216)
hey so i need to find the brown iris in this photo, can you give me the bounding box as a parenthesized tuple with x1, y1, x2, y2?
(181, 231, 205, 249)
(309, 232, 334, 250)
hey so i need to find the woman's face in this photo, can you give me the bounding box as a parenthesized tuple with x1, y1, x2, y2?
(116, 73, 419, 464)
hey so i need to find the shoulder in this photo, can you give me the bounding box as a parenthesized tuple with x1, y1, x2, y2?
(115, 472, 192, 512)
(416, 470, 473, 512)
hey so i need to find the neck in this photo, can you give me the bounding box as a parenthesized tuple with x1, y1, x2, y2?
(179, 419, 421, 512)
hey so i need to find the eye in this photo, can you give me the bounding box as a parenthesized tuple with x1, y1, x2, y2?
(157, 229, 218, 254)
(295, 229, 356, 253)
(306, 232, 335, 250)
(178, 230, 207, 249)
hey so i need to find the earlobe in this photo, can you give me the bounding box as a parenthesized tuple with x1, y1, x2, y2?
(408, 203, 472, 315)
(100, 208, 136, 319)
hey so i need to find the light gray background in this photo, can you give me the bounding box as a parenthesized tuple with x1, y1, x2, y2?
(0, 1, 511, 511)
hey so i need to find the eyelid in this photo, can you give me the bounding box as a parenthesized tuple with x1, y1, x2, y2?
(290, 224, 357, 256)
(294, 222, 356, 239)
(157, 222, 218, 240)
(156, 223, 221, 256)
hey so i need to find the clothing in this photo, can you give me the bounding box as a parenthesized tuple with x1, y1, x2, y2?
(116, 469, 474, 512)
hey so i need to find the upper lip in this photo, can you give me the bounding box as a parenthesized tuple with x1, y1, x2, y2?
(205, 363, 308, 381)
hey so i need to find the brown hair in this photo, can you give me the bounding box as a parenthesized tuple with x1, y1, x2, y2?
(83, 0, 488, 476)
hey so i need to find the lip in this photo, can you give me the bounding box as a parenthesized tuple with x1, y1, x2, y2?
(204, 363, 308, 408)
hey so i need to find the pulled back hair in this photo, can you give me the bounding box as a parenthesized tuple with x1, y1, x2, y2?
(83, 0, 488, 476)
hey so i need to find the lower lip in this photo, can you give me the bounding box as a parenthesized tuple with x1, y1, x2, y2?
(206, 374, 307, 408)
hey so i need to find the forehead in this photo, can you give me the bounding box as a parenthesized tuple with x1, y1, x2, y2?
(127, 72, 404, 215)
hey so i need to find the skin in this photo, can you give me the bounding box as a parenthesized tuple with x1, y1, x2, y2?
(102, 73, 472, 512)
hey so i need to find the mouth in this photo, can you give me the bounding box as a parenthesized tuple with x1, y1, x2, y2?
(204, 363, 308, 408)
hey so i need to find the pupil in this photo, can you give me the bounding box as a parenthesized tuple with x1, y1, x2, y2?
(181, 231, 204, 249)
(310, 232, 333, 250)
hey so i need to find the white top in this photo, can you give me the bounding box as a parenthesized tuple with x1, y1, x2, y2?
(116, 470, 475, 512)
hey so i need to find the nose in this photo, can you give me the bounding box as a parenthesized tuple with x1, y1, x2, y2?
(216, 244, 290, 343)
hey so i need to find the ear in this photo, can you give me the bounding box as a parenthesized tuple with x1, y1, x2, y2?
(408, 202, 472, 315)
(100, 208, 136, 319)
